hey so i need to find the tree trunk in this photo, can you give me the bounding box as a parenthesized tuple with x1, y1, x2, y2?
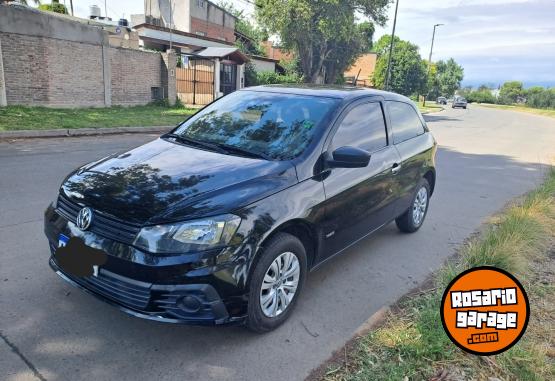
(309, 43, 328, 83)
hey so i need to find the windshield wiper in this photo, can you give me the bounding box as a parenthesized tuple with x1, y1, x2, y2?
(164, 133, 272, 160)
(211, 142, 273, 161)
(163, 133, 227, 154)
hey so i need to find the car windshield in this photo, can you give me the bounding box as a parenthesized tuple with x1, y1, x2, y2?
(171, 91, 340, 160)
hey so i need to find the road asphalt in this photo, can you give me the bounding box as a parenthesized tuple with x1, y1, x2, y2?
(1, 105, 554, 381)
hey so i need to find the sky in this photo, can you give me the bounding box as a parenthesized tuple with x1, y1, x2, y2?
(57, 0, 555, 88)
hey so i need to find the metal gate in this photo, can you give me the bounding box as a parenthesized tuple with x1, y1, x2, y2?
(176, 58, 215, 105)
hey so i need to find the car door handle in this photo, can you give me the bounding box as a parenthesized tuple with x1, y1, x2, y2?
(391, 163, 402, 174)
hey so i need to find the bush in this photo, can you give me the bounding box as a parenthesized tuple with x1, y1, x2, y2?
(39, 2, 68, 14)
(255, 71, 302, 85)
(465, 90, 496, 104)
(526, 87, 555, 109)
(244, 63, 258, 87)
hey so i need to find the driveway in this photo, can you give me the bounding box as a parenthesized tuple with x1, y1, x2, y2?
(1, 106, 554, 381)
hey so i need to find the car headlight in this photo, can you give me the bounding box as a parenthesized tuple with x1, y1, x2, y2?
(133, 214, 241, 254)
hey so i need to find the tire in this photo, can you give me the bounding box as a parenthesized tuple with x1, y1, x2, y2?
(246, 233, 307, 333)
(395, 179, 431, 233)
(463, 106, 467, 109)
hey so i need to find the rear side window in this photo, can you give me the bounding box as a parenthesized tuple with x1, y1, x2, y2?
(331, 102, 387, 152)
(387, 101, 425, 144)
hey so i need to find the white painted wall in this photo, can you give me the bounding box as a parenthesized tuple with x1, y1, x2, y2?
(251, 58, 276, 73)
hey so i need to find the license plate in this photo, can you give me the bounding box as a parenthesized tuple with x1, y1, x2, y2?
(58, 233, 70, 248)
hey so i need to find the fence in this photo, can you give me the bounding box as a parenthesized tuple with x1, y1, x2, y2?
(176, 58, 215, 106)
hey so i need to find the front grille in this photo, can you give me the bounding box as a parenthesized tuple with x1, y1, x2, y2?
(56, 194, 141, 245)
(78, 270, 153, 310)
(52, 258, 154, 310)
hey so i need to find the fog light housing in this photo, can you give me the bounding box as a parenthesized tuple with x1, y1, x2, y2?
(178, 295, 202, 313)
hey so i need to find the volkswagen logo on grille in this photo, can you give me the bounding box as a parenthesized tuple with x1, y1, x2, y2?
(76, 207, 93, 231)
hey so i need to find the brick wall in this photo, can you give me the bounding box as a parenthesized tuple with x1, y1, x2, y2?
(0, 5, 174, 108)
(191, 17, 235, 42)
(110, 48, 163, 106)
(1, 32, 108, 107)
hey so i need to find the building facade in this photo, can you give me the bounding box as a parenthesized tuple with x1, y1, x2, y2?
(344, 53, 377, 88)
(143, 0, 236, 42)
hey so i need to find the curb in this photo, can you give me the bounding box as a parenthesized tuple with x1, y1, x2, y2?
(0, 126, 174, 140)
(421, 107, 445, 115)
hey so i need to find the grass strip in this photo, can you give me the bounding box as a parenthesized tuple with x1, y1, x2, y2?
(418, 103, 444, 114)
(321, 168, 555, 381)
(0, 105, 198, 131)
(477, 104, 555, 119)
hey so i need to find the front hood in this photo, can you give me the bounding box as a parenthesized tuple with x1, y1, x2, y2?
(61, 138, 297, 224)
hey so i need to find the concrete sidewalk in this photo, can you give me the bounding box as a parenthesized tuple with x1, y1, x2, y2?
(0, 126, 173, 140)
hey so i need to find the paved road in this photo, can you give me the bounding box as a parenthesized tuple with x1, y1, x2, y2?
(1, 106, 554, 381)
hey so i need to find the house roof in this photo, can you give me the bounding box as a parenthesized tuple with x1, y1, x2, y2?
(134, 23, 235, 48)
(196, 47, 249, 64)
(249, 55, 280, 63)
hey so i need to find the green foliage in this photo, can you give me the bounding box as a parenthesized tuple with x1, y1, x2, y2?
(499, 81, 524, 104)
(244, 62, 259, 87)
(323, 21, 376, 84)
(255, 71, 302, 85)
(458, 86, 497, 104)
(525, 86, 555, 109)
(0, 105, 197, 131)
(218, 1, 268, 56)
(372, 35, 427, 97)
(434, 58, 464, 97)
(255, 0, 389, 84)
(38, 1, 68, 14)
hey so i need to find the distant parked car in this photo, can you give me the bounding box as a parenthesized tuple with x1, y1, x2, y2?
(452, 97, 467, 109)
(436, 97, 447, 105)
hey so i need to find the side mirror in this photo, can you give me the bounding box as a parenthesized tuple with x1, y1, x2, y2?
(327, 146, 371, 168)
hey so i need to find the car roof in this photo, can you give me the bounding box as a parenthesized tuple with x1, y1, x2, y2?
(241, 84, 411, 103)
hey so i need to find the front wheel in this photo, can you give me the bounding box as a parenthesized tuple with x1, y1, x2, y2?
(396, 179, 431, 233)
(246, 233, 307, 332)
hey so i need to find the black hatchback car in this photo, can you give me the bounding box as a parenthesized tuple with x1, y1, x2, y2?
(44, 85, 437, 332)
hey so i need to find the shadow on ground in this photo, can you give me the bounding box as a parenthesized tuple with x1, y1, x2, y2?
(0, 146, 549, 381)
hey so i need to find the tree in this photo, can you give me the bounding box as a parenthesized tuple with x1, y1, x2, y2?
(499, 81, 524, 104)
(525, 86, 555, 109)
(39, 1, 68, 14)
(373, 35, 427, 96)
(324, 22, 375, 84)
(219, 1, 268, 57)
(434, 58, 464, 97)
(255, 0, 390, 84)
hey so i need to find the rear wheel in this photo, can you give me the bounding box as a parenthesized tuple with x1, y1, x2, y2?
(246, 233, 307, 332)
(396, 179, 430, 233)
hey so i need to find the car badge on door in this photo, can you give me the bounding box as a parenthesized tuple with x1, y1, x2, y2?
(76, 207, 93, 231)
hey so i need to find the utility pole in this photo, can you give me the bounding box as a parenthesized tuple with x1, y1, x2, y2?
(169, 0, 173, 51)
(423, 23, 443, 106)
(384, 0, 400, 91)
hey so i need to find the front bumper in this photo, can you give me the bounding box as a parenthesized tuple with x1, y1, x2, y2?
(49, 257, 242, 324)
(45, 203, 248, 325)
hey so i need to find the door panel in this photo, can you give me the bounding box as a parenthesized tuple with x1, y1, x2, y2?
(321, 147, 400, 258)
(318, 100, 400, 260)
(385, 101, 432, 215)
(393, 133, 436, 214)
